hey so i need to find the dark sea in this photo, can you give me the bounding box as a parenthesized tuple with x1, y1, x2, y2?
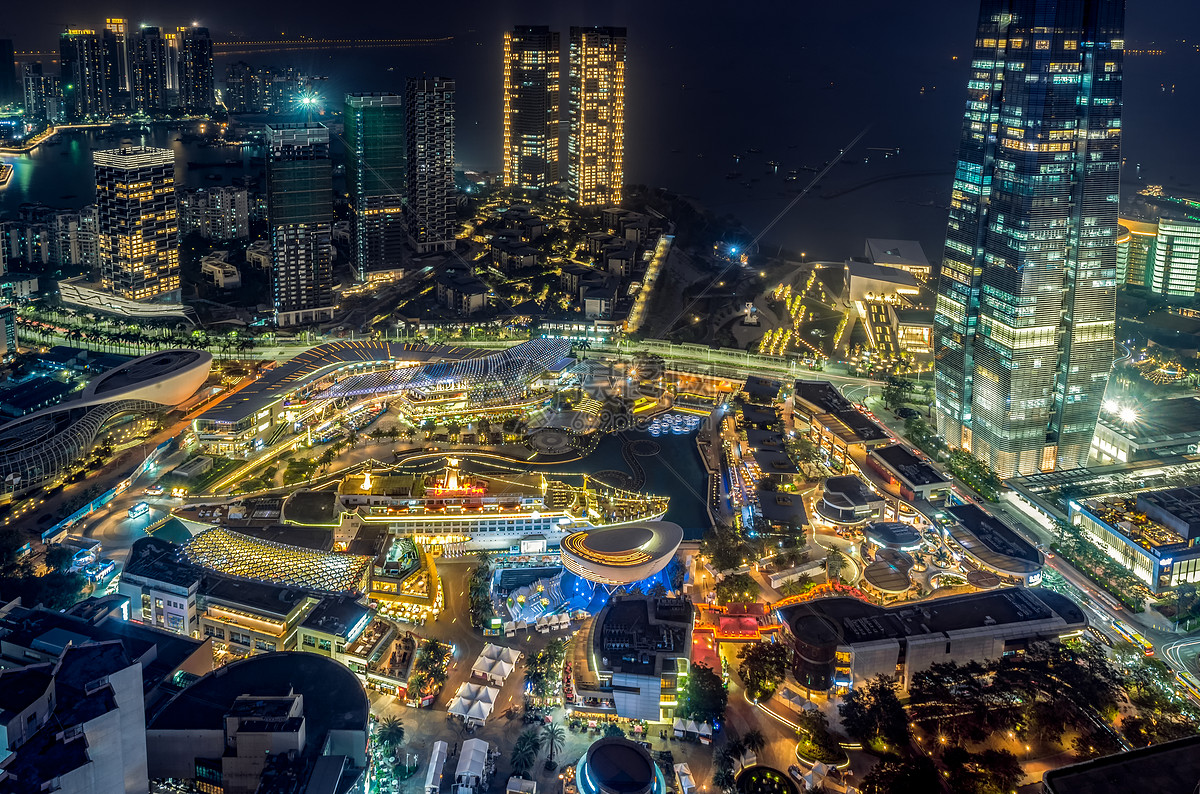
(4, 0, 1198, 260)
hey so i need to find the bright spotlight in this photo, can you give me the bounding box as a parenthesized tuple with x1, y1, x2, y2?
(1119, 407, 1137, 424)
(1103, 399, 1119, 414)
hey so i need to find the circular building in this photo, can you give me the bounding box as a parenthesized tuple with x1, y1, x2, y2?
(863, 549, 914, 595)
(576, 738, 666, 794)
(560, 521, 684, 586)
(864, 522, 923, 553)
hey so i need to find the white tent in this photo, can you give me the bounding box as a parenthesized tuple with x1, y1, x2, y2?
(425, 741, 449, 794)
(673, 718, 685, 737)
(481, 644, 522, 666)
(674, 764, 695, 794)
(698, 722, 713, 745)
(456, 738, 490, 784)
(685, 720, 700, 735)
(449, 683, 501, 725)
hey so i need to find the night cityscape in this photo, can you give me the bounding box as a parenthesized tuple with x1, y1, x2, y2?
(3, 1, 1200, 793)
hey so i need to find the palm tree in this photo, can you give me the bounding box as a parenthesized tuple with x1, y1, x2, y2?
(375, 716, 405, 754)
(541, 723, 566, 763)
(742, 729, 766, 755)
(510, 728, 541, 777)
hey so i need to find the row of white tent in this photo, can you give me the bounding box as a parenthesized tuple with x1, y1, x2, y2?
(503, 613, 571, 637)
(448, 682, 500, 726)
(671, 718, 713, 743)
(472, 643, 522, 685)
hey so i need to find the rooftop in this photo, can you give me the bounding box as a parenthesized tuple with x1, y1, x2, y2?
(300, 596, 371, 640)
(1098, 396, 1200, 443)
(203, 575, 313, 617)
(742, 376, 783, 404)
(780, 587, 1084, 647)
(1042, 734, 1200, 794)
(182, 527, 372, 593)
(871, 444, 948, 487)
(122, 536, 202, 590)
(823, 475, 881, 508)
(845, 260, 920, 288)
(593, 596, 692, 677)
(947, 504, 1043, 573)
(794, 380, 889, 444)
(864, 238, 931, 270)
(149, 652, 368, 748)
(756, 489, 809, 526)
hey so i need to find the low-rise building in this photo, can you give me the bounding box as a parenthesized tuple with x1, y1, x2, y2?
(816, 475, 884, 526)
(866, 444, 950, 503)
(437, 270, 488, 316)
(200, 252, 242, 289)
(245, 239, 271, 270)
(1070, 486, 1200, 593)
(778, 587, 1085, 692)
(944, 503, 1043, 586)
(793, 380, 891, 465)
(864, 238, 932, 281)
(574, 596, 693, 722)
(1089, 396, 1200, 465)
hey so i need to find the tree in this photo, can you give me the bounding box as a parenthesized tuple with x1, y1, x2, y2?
(511, 729, 542, 777)
(737, 641, 792, 700)
(715, 572, 760, 605)
(702, 527, 747, 572)
(677, 663, 727, 723)
(825, 549, 845, 582)
(649, 581, 668, 599)
(859, 756, 939, 794)
(541, 723, 566, 762)
(375, 716, 404, 754)
(44, 545, 75, 573)
(838, 675, 909, 747)
(742, 729, 766, 755)
(603, 723, 626, 739)
(881, 376, 914, 411)
(711, 749, 736, 792)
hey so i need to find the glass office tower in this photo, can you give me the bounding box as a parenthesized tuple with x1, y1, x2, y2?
(345, 93, 406, 280)
(503, 26, 561, 191)
(934, 0, 1125, 478)
(266, 123, 335, 326)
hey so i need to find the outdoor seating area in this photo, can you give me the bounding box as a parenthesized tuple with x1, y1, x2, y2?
(504, 612, 572, 637)
(671, 718, 714, 745)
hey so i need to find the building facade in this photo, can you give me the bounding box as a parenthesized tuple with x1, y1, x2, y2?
(104, 19, 129, 93)
(94, 146, 180, 301)
(567, 27, 626, 207)
(345, 93, 406, 279)
(502, 26, 561, 191)
(1148, 217, 1200, 298)
(934, 0, 1125, 477)
(266, 123, 335, 326)
(59, 29, 109, 120)
(178, 25, 214, 112)
(405, 77, 456, 253)
(130, 26, 168, 112)
(178, 185, 250, 242)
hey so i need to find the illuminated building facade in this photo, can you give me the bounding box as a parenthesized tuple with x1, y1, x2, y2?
(59, 29, 109, 120)
(266, 123, 335, 326)
(568, 26, 625, 207)
(1148, 218, 1200, 298)
(1117, 218, 1157, 287)
(405, 77, 456, 253)
(934, 0, 1124, 477)
(345, 93, 407, 280)
(130, 26, 168, 112)
(104, 19, 129, 92)
(94, 146, 180, 300)
(178, 25, 214, 112)
(503, 26, 561, 191)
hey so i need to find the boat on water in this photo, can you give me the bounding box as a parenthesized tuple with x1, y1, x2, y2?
(339, 458, 669, 551)
(0, 164, 11, 189)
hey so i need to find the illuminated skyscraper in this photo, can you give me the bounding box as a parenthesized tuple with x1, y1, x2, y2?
(131, 26, 168, 112)
(59, 29, 109, 120)
(567, 26, 625, 208)
(405, 77, 456, 253)
(345, 93, 406, 280)
(179, 26, 214, 112)
(104, 19, 129, 92)
(933, 0, 1125, 477)
(266, 123, 335, 326)
(94, 146, 180, 301)
(502, 26, 561, 191)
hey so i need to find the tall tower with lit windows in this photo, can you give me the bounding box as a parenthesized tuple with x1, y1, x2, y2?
(933, 0, 1125, 478)
(94, 146, 180, 301)
(345, 92, 406, 279)
(567, 26, 625, 208)
(502, 26, 561, 191)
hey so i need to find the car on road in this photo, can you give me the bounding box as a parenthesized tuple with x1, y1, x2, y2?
(788, 766, 805, 783)
(144, 485, 164, 496)
(895, 406, 918, 419)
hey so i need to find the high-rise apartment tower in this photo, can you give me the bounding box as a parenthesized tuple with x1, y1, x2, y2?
(567, 26, 626, 207)
(345, 93, 406, 279)
(502, 26, 561, 191)
(94, 146, 180, 300)
(405, 77, 456, 253)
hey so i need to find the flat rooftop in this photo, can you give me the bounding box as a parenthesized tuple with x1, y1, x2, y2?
(780, 587, 1084, 646)
(947, 503, 1042, 573)
(865, 238, 930, 270)
(1098, 396, 1200, 443)
(823, 475, 880, 507)
(122, 537, 201, 589)
(794, 380, 889, 444)
(742, 376, 783, 404)
(871, 444, 948, 487)
(1043, 734, 1200, 794)
(757, 489, 809, 526)
(741, 404, 780, 427)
